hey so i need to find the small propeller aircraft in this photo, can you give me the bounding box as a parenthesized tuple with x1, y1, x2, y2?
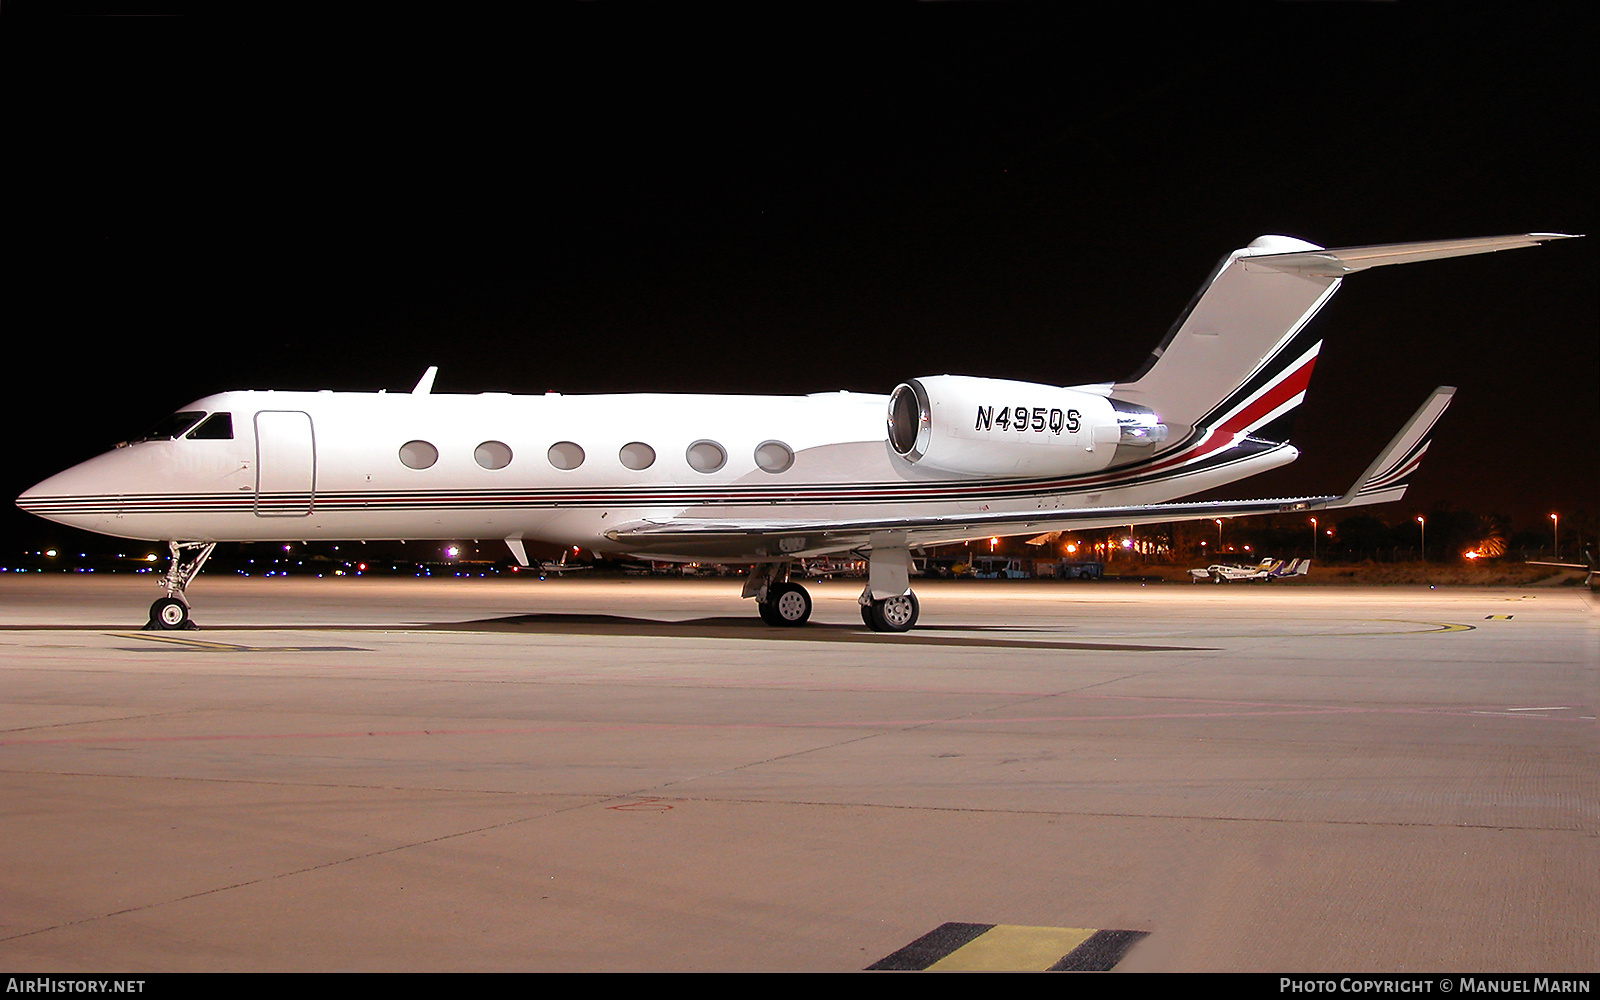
(1189, 557, 1312, 583)
(536, 547, 593, 576)
(17, 233, 1576, 631)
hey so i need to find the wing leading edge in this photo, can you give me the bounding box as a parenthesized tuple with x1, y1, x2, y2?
(603, 389, 1457, 561)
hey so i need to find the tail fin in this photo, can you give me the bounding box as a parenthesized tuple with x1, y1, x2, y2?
(1113, 234, 1577, 448)
(1284, 558, 1311, 577)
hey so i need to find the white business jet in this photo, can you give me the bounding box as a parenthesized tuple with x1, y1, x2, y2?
(18, 233, 1575, 632)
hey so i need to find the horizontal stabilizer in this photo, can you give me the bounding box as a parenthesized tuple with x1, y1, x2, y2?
(1242, 233, 1579, 277)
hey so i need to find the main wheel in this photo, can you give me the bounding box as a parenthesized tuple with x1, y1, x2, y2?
(761, 582, 812, 626)
(148, 596, 191, 630)
(866, 591, 919, 633)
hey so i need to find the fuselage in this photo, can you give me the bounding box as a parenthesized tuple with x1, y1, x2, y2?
(17, 386, 1297, 560)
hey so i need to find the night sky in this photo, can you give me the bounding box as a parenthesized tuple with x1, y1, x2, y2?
(6, 6, 1595, 553)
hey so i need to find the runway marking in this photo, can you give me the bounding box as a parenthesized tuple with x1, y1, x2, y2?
(1379, 620, 1474, 633)
(109, 632, 370, 653)
(607, 798, 674, 812)
(868, 923, 1147, 971)
(1470, 706, 1581, 718)
(1485, 614, 1514, 619)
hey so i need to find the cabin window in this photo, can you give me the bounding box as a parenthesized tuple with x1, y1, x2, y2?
(686, 439, 726, 473)
(137, 411, 205, 442)
(619, 441, 656, 471)
(399, 440, 439, 470)
(754, 440, 794, 474)
(475, 440, 513, 470)
(548, 441, 585, 470)
(187, 412, 234, 440)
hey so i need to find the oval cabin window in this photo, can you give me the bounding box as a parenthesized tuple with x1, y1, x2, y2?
(399, 440, 439, 470)
(754, 440, 794, 474)
(619, 441, 656, 471)
(475, 441, 513, 470)
(548, 441, 585, 470)
(686, 440, 727, 473)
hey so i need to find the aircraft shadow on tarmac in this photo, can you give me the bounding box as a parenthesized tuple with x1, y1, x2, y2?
(431, 613, 1212, 652)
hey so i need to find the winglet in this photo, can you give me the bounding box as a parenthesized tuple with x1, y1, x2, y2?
(1331, 387, 1456, 507)
(412, 366, 439, 395)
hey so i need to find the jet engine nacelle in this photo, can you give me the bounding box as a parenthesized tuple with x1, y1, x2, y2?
(886, 375, 1167, 477)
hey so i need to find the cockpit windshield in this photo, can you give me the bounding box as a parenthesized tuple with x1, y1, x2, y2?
(187, 412, 233, 440)
(135, 411, 206, 442)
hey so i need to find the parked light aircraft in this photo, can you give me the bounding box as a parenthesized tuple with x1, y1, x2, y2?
(17, 233, 1576, 631)
(536, 547, 593, 576)
(1188, 557, 1311, 583)
(1527, 549, 1597, 591)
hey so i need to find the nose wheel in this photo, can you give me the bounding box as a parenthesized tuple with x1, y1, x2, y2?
(147, 596, 194, 630)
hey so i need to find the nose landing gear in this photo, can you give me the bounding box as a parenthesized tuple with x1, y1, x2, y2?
(144, 541, 215, 630)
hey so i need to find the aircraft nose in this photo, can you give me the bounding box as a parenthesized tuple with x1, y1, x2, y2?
(15, 451, 141, 533)
(17, 468, 84, 523)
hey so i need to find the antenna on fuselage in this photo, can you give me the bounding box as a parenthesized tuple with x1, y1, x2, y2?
(412, 366, 439, 395)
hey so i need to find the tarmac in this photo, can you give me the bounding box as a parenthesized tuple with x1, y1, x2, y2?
(0, 573, 1594, 972)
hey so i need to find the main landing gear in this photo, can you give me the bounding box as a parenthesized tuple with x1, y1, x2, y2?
(746, 563, 813, 627)
(859, 590, 919, 633)
(745, 543, 922, 633)
(144, 541, 215, 630)
(855, 538, 919, 633)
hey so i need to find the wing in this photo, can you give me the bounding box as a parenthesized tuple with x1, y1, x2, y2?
(604, 389, 1456, 561)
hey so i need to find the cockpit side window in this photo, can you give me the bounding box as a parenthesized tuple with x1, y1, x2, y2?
(137, 411, 206, 442)
(187, 412, 234, 440)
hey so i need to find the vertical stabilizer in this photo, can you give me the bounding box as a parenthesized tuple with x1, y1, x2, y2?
(1114, 234, 1577, 451)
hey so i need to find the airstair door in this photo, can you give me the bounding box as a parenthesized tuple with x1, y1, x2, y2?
(254, 410, 315, 517)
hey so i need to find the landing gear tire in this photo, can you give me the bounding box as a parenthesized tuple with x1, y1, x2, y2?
(147, 597, 193, 631)
(865, 591, 919, 633)
(759, 582, 812, 626)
